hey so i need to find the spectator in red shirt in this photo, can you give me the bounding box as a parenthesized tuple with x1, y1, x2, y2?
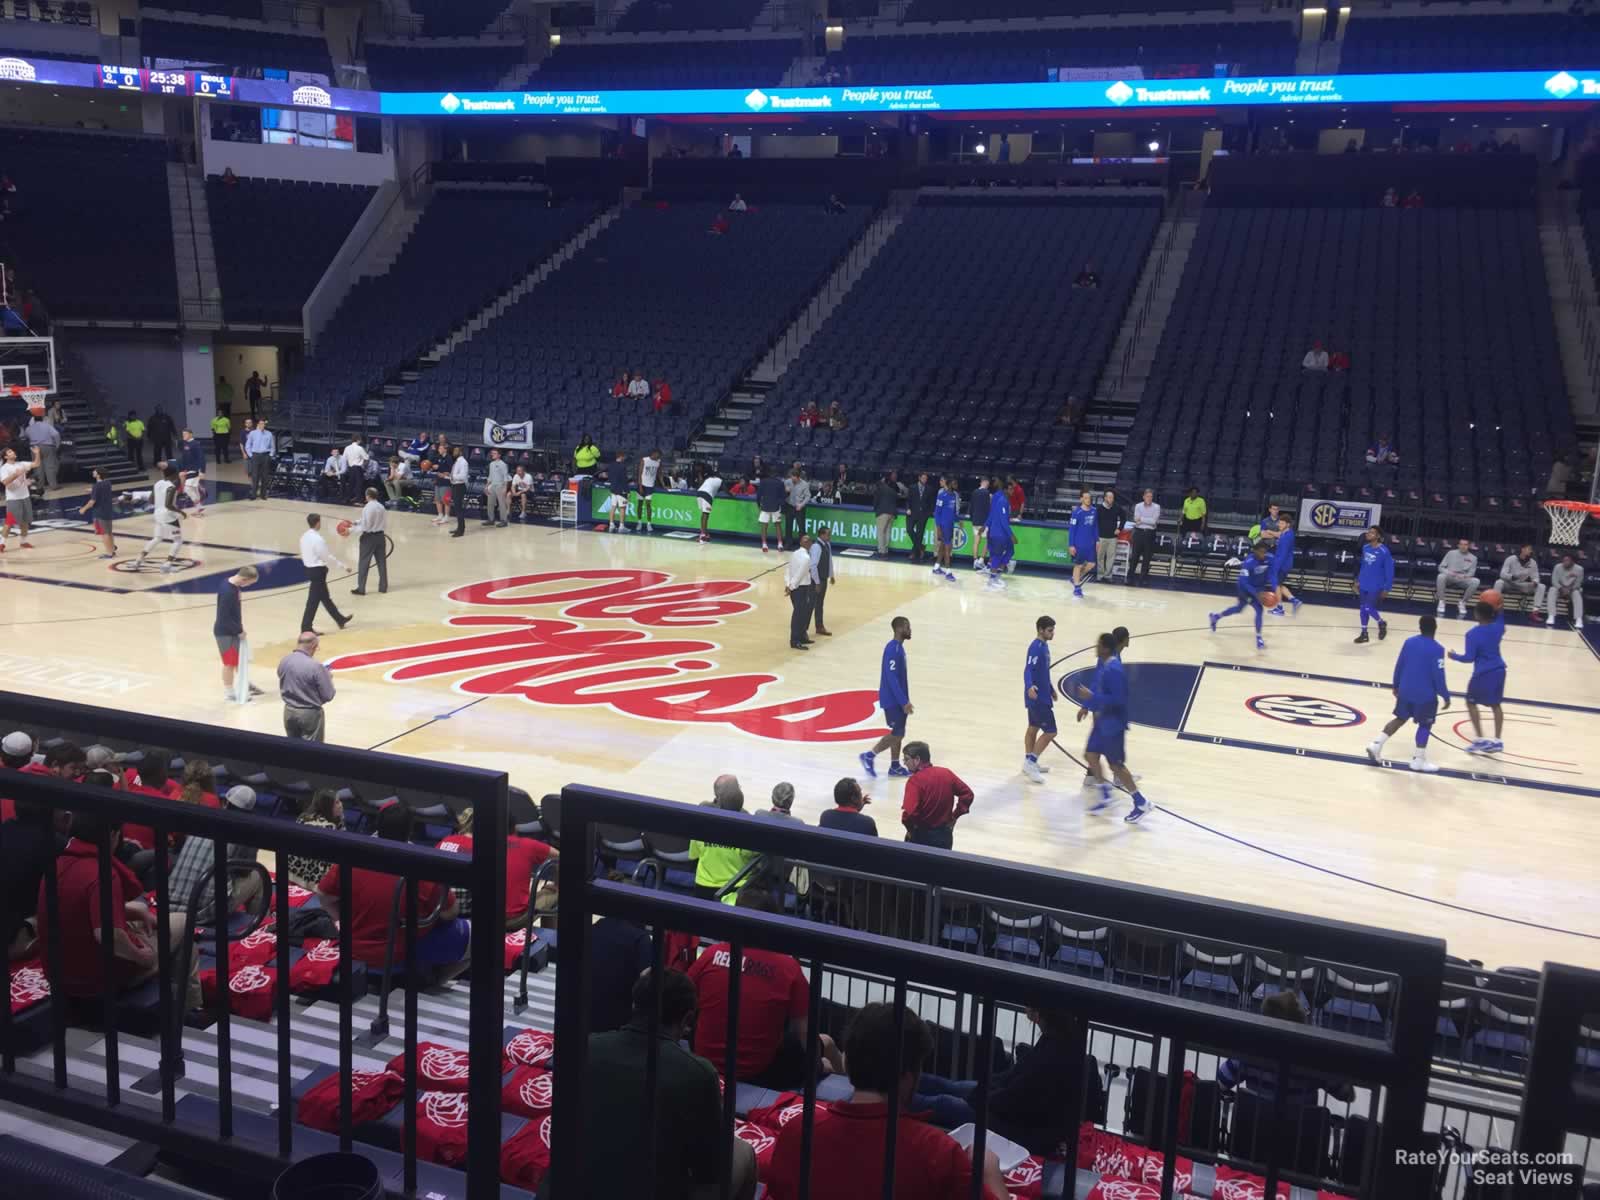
(1403, 189, 1424, 209)
(798, 402, 821, 429)
(1006, 477, 1025, 522)
(36, 804, 202, 1009)
(899, 741, 973, 851)
(1, 729, 38, 822)
(653, 379, 672, 413)
(434, 808, 556, 930)
(179, 759, 222, 811)
(119, 747, 182, 864)
(766, 1002, 1007, 1200)
(610, 371, 629, 399)
(1329, 348, 1351, 371)
(687, 889, 841, 1087)
(316, 803, 470, 981)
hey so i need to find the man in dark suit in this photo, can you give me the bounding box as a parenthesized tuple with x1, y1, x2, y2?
(907, 472, 937, 564)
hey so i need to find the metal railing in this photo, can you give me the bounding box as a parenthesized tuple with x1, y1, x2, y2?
(0, 691, 509, 1200)
(1516, 962, 1600, 1191)
(1556, 217, 1600, 422)
(551, 784, 1450, 1198)
(1112, 187, 1191, 394)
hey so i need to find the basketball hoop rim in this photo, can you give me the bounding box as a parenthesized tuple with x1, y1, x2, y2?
(1542, 499, 1600, 513)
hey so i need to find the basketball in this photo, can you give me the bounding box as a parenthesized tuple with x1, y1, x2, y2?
(420, 460, 434, 473)
(27, 404, 44, 418)
(1480, 589, 1502, 610)
(1261, 589, 1280, 607)
(336, 520, 353, 537)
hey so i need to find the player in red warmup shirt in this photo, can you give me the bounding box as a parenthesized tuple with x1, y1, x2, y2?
(434, 809, 555, 928)
(687, 890, 841, 1087)
(766, 1002, 1008, 1200)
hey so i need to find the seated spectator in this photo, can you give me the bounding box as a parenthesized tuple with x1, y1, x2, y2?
(668, 469, 689, 491)
(400, 431, 429, 464)
(287, 789, 345, 889)
(1007, 477, 1026, 522)
(653, 379, 673, 414)
(316, 803, 470, 981)
(0, 729, 40, 822)
(1301, 341, 1330, 372)
(728, 193, 748, 213)
(221, 167, 239, 188)
(688, 775, 755, 900)
(688, 888, 841, 1088)
(815, 482, 837, 505)
(1381, 186, 1398, 208)
(37, 806, 201, 1010)
(1545, 454, 1575, 498)
(765, 1001, 1007, 1200)
(729, 477, 755, 498)
(512, 465, 533, 517)
(627, 372, 650, 400)
(168, 786, 263, 923)
(1404, 189, 1424, 209)
(827, 401, 847, 430)
(1435, 538, 1482, 616)
(818, 778, 877, 836)
(1547, 553, 1585, 629)
(1328, 348, 1351, 371)
(384, 456, 413, 505)
(709, 212, 731, 235)
(1365, 434, 1400, 465)
(1499, 544, 1546, 614)
(759, 782, 801, 821)
(826, 193, 846, 215)
(1072, 261, 1100, 289)
(180, 759, 222, 810)
(588, 879, 655, 1034)
(436, 807, 555, 929)
(611, 371, 629, 399)
(2, 797, 59, 960)
(321, 450, 346, 498)
(581, 968, 757, 1199)
(1219, 991, 1355, 1105)
(798, 401, 822, 429)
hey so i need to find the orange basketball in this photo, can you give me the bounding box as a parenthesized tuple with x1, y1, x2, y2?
(336, 520, 353, 537)
(1261, 589, 1280, 607)
(1479, 589, 1502, 610)
(27, 404, 45, 418)
(420, 460, 433, 473)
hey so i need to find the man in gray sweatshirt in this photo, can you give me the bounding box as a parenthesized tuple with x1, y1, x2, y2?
(1547, 553, 1585, 628)
(1435, 538, 1481, 615)
(1499, 544, 1545, 614)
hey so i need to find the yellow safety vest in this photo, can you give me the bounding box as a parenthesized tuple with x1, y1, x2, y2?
(124, 419, 146, 439)
(211, 415, 231, 435)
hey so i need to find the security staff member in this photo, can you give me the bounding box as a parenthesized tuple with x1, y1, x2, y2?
(784, 533, 816, 651)
(352, 487, 388, 595)
(210, 411, 231, 463)
(809, 526, 837, 637)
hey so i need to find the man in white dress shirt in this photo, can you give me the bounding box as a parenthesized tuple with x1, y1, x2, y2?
(342, 435, 369, 504)
(244, 420, 277, 500)
(784, 532, 817, 651)
(299, 512, 351, 635)
(352, 486, 389, 596)
(449, 447, 470, 537)
(321, 450, 345, 502)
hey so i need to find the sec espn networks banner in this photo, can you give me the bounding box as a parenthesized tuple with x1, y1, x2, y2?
(482, 418, 534, 449)
(590, 488, 1081, 566)
(1298, 497, 1382, 540)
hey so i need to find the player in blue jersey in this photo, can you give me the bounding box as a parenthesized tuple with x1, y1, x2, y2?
(1449, 600, 1506, 753)
(1366, 615, 1450, 773)
(1022, 615, 1057, 783)
(932, 476, 959, 581)
(1068, 491, 1097, 596)
(985, 488, 1014, 590)
(1353, 525, 1394, 644)
(1209, 541, 1277, 650)
(860, 616, 913, 778)
(1267, 514, 1303, 616)
(1075, 632, 1152, 822)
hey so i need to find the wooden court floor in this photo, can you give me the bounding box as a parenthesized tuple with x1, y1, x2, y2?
(4, 475, 1599, 972)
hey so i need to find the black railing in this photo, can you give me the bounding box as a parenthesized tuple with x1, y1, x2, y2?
(0, 691, 508, 1199)
(1516, 962, 1600, 1192)
(551, 784, 1449, 1198)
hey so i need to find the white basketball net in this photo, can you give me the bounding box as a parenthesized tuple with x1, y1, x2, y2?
(1544, 502, 1591, 547)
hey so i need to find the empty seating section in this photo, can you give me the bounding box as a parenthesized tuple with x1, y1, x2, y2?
(140, 18, 334, 76)
(391, 202, 874, 450)
(0, 128, 177, 321)
(207, 176, 374, 325)
(365, 42, 524, 91)
(906, 0, 1229, 21)
(1121, 206, 1570, 503)
(1341, 12, 1600, 73)
(829, 23, 1296, 85)
(142, 0, 261, 17)
(282, 192, 599, 428)
(532, 37, 799, 89)
(411, 0, 513, 37)
(723, 196, 1160, 480)
(616, 0, 767, 32)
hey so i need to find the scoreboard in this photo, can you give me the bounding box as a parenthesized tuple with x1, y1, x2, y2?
(96, 65, 233, 97)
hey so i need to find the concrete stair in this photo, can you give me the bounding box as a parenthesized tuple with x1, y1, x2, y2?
(166, 163, 222, 326)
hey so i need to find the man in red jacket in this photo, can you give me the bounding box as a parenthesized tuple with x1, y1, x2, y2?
(899, 741, 973, 851)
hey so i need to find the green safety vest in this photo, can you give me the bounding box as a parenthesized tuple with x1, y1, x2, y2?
(211, 415, 231, 434)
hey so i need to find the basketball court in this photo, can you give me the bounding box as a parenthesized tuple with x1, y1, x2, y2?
(4, 472, 1599, 973)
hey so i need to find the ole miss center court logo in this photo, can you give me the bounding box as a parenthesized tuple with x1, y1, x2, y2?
(1245, 693, 1365, 728)
(324, 569, 883, 743)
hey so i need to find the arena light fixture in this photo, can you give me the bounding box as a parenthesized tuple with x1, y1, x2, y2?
(1147, 139, 1160, 151)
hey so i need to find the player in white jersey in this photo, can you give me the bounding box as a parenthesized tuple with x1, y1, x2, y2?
(638, 447, 662, 533)
(130, 466, 186, 573)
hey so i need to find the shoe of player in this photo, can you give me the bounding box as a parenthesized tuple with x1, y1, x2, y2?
(1269, 605, 1286, 617)
(1436, 602, 1445, 615)
(1021, 758, 1044, 783)
(19, 541, 33, 549)
(1035, 761, 1050, 773)
(98, 553, 116, 559)
(1291, 597, 1303, 613)
(1458, 605, 1469, 618)
(1073, 586, 1083, 598)
(1484, 738, 1505, 753)
(1547, 615, 1557, 627)
(1255, 636, 1266, 649)
(1087, 786, 1115, 813)
(1353, 630, 1370, 644)
(858, 751, 877, 778)
(248, 684, 265, 697)
(887, 761, 910, 778)
(987, 576, 1006, 590)
(1409, 755, 1439, 774)
(1124, 799, 1151, 823)
(161, 562, 176, 574)
(1465, 738, 1490, 754)
(761, 545, 769, 553)
(1208, 612, 1219, 632)
(1378, 621, 1388, 641)
(1364, 742, 1383, 765)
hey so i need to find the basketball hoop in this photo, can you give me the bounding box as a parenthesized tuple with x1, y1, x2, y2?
(8, 384, 47, 410)
(1543, 499, 1600, 546)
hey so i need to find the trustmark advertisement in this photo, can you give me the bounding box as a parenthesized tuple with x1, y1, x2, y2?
(590, 490, 1077, 568)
